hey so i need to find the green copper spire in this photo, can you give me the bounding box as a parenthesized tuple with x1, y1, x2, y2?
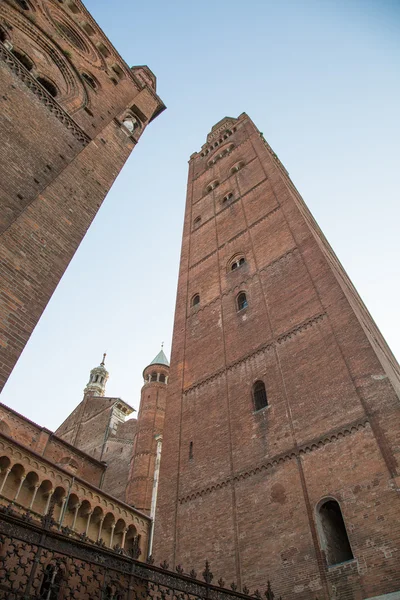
(150, 343, 169, 367)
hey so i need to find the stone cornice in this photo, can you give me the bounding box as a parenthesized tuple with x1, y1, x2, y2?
(178, 418, 370, 504)
(183, 311, 326, 395)
(0, 42, 90, 145)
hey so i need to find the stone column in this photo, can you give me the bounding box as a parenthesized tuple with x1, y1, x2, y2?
(14, 475, 25, 501)
(98, 516, 104, 541)
(0, 468, 11, 494)
(121, 528, 128, 549)
(110, 523, 115, 548)
(72, 503, 81, 530)
(85, 510, 92, 535)
(58, 497, 67, 524)
(29, 484, 39, 510)
(45, 491, 53, 515)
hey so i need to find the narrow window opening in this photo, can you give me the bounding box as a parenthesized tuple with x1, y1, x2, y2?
(237, 292, 248, 311)
(231, 257, 246, 271)
(36, 77, 57, 98)
(193, 216, 201, 228)
(189, 441, 193, 460)
(66, 0, 80, 14)
(80, 21, 95, 36)
(97, 42, 111, 57)
(81, 72, 97, 90)
(159, 374, 166, 383)
(318, 500, 354, 566)
(150, 372, 157, 382)
(111, 64, 125, 79)
(0, 29, 6, 43)
(192, 294, 200, 307)
(222, 192, 234, 205)
(230, 161, 244, 175)
(12, 50, 33, 71)
(253, 380, 268, 411)
(15, 0, 30, 9)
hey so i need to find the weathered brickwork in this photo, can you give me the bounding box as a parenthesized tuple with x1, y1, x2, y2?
(55, 392, 137, 502)
(0, 402, 105, 486)
(0, 407, 150, 558)
(154, 115, 400, 599)
(0, 0, 165, 391)
(126, 360, 169, 514)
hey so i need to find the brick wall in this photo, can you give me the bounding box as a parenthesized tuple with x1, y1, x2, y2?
(0, 402, 105, 486)
(126, 365, 168, 513)
(153, 115, 400, 600)
(0, 0, 164, 391)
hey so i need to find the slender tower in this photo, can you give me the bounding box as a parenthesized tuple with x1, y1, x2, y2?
(56, 354, 136, 501)
(126, 347, 169, 515)
(154, 115, 400, 600)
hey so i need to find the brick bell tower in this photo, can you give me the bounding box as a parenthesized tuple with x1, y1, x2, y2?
(153, 115, 400, 599)
(126, 347, 169, 516)
(0, 0, 165, 392)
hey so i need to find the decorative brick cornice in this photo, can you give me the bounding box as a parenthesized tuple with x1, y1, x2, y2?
(178, 418, 370, 503)
(193, 136, 250, 182)
(106, 437, 134, 446)
(183, 311, 326, 395)
(0, 42, 90, 145)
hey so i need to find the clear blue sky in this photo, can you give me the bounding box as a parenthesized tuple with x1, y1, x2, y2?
(2, 0, 399, 430)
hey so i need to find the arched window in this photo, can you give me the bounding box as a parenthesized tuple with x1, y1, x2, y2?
(237, 292, 248, 311)
(222, 192, 234, 205)
(253, 380, 268, 411)
(193, 216, 201, 228)
(122, 116, 139, 133)
(36, 77, 57, 98)
(205, 180, 219, 194)
(191, 294, 200, 307)
(159, 374, 166, 383)
(0, 28, 6, 43)
(12, 50, 34, 71)
(55, 20, 85, 51)
(150, 372, 157, 382)
(230, 161, 244, 175)
(81, 72, 98, 90)
(231, 257, 246, 271)
(318, 499, 354, 565)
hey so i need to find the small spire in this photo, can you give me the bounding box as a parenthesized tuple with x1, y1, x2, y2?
(101, 352, 106, 366)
